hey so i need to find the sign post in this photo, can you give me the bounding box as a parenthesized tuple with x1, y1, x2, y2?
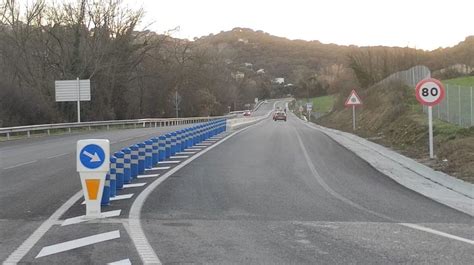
(55, 78, 91, 123)
(77, 139, 110, 218)
(415, 78, 445, 159)
(306, 103, 313, 120)
(345, 90, 363, 130)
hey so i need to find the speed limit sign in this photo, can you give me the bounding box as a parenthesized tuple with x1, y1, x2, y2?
(415, 78, 445, 106)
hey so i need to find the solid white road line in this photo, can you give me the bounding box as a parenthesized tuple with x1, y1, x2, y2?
(108, 258, 132, 265)
(123, 183, 147, 188)
(196, 143, 212, 146)
(35, 230, 120, 258)
(149, 166, 170, 170)
(170, 155, 189, 159)
(294, 118, 474, 246)
(177, 152, 196, 155)
(46, 153, 69, 159)
(158, 160, 180, 164)
(400, 223, 474, 245)
(3, 160, 38, 170)
(137, 174, 159, 179)
(61, 210, 122, 226)
(127, 108, 279, 264)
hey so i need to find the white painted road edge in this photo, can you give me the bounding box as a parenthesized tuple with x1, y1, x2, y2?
(293, 124, 474, 246)
(128, 101, 280, 264)
(295, 113, 474, 217)
(4, 191, 83, 264)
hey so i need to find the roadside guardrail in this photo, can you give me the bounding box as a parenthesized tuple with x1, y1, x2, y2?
(0, 116, 234, 140)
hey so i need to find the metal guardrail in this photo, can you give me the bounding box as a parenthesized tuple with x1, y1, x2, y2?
(0, 116, 234, 140)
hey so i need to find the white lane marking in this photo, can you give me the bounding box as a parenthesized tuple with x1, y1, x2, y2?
(186, 148, 201, 151)
(81, 193, 134, 205)
(177, 152, 196, 155)
(170, 155, 189, 159)
(35, 230, 120, 258)
(108, 258, 132, 265)
(62, 210, 122, 226)
(196, 143, 212, 146)
(110, 194, 134, 201)
(158, 160, 180, 164)
(127, 108, 278, 264)
(46, 153, 69, 159)
(3, 160, 38, 170)
(203, 140, 216, 143)
(4, 191, 83, 263)
(137, 174, 159, 179)
(123, 183, 147, 188)
(400, 223, 474, 245)
(294, 119, 474, 246)
(149, 166, 170, 170)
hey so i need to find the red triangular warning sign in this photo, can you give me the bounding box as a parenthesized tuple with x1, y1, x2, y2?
(345, 90, 362, 107)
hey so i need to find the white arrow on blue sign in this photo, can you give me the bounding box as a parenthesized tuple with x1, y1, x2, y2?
(80, 144, 106, 169)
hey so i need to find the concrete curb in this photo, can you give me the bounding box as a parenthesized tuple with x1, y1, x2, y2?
(298, 117, 474, 217)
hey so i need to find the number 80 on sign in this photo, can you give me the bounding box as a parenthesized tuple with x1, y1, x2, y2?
(415, 78, 445, 106)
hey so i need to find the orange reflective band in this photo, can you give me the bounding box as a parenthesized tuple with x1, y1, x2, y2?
(85, 179, 100, 200)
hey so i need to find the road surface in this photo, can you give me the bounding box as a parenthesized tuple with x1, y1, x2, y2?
(1, 100, 472, 264)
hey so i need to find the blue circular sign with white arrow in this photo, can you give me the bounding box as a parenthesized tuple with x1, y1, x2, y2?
(80, 144, 106, 169)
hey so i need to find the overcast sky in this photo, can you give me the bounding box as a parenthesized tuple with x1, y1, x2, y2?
(130, 0, 473, 51)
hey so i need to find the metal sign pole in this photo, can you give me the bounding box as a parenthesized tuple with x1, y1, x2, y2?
(428, 106, 434, 158)
(77, 77, 81, 123)
(352, 105, 356, 131)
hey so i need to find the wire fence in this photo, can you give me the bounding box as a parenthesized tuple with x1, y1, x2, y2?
(379, 65, 473, 128)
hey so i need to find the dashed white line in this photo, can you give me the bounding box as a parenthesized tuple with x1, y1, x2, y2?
(81, 193, 134, 205)
(108, 258, 132, 265)
(177, 152, 196, 155)
(170, 155, 189, 159)
(3, 160, 38, 170)
(46, 153, 69, 159)
(35, 230, 121, 258)
(158, 160, 181, 164)
(149, 166, 170, 170)
(186, 148, 201, 151)
(400, 223, 474, 245)
(123, 183, 147, 188)
(61, 210, 122, 226)
(137, 174, 159, 179)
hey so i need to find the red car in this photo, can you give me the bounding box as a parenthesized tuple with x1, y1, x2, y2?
(273, 111, 287, 121)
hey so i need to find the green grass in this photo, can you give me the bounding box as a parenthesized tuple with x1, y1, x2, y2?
(443, 76, 474, 87)
(308, 95, 335, 112)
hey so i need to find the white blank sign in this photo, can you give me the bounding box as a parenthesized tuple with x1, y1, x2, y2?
(55, 79, 91, 102)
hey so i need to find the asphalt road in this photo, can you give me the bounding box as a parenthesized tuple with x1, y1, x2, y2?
(141, 102, 473, 264)
(0, 101, 275, 262)
(2, 100, 473, 264)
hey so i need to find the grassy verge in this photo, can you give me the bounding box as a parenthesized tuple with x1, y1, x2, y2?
(443, 76, 474, 87)
(317, 83, 473, 183)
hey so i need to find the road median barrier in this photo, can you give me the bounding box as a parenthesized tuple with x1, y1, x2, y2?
(98, 118, 228, 211)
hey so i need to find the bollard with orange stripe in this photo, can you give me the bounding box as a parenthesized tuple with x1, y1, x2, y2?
(77, 139, 110, 218)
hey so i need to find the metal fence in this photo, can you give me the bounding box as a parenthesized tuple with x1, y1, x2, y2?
(379, 65, 473, 128)
(424, 84, 473, 127)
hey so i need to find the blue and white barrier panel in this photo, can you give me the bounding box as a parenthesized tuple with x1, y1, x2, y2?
(99, 118, 227, 207)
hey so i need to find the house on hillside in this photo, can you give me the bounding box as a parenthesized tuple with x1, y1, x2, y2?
(244, 62, 253, 69)
(232, 71, 245, 80)
(257, 69, 265, 75)
(272, 77, 285, 84)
